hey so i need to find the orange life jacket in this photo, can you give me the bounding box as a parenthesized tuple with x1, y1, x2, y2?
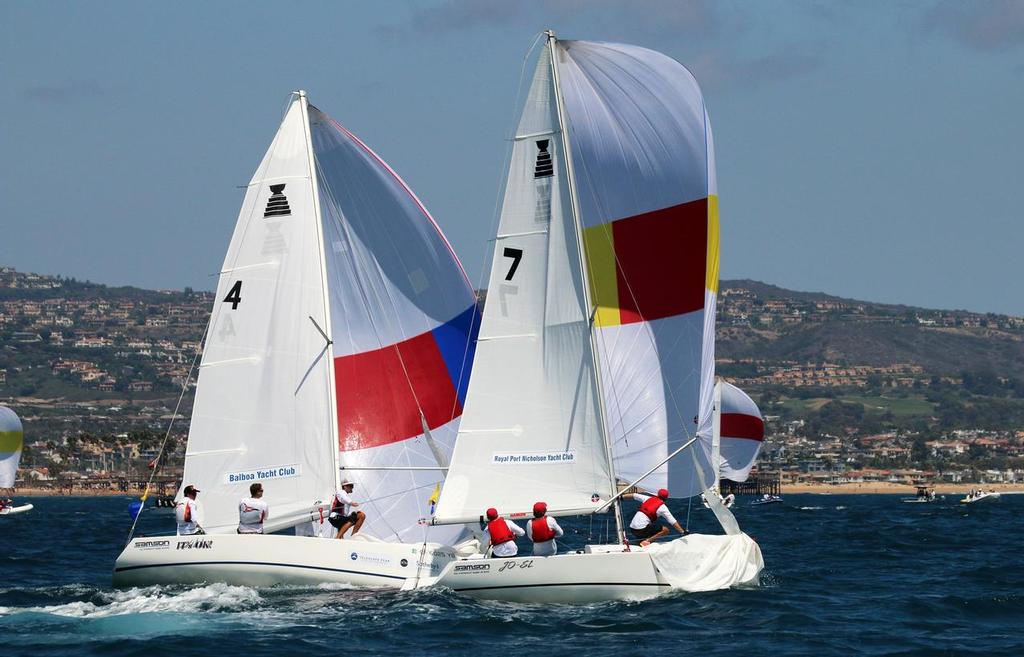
(487, 517, 515, 545)
(640, 496, 664, 522)
(530, 517, 556, 543)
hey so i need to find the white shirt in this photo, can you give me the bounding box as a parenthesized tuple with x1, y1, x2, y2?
(238, 497, 269, 534)
(175, 498, 202, 535)
(333, 489, 355, 515)
(484, 518, 525, 557)
(629, 493, 677, 530)
(525, 516, 564, 556)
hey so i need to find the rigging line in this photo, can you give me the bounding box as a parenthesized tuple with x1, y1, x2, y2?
(125, 315, 211, 546)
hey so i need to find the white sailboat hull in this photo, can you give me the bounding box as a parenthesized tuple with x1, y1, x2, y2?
(414, 533, 763, 604)
(0, 503, 33, 516)
(112, 533, 457, 589)
(960, 492, 1001, 504)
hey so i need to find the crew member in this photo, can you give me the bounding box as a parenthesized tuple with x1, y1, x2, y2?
(329, 480, 365, 539)
(238, 482, 270, 534)
(484, 507, 524, 558)
(623, 488, 686, 547)
(526, 501, 563, 556)
(175, 484, 204, 535)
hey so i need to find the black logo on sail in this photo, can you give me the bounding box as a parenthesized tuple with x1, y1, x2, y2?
(264, 184, 291, 217)
(534, 140, 553, 178)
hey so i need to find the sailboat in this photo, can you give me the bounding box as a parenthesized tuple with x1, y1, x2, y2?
(113, 91, 480, 587)
(0, 405, 33, 516)
(704, 380, 767, 508)
(412, 33, 763, 603)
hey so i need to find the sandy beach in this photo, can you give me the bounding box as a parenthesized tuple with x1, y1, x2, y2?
(780, 482, 1024, 495)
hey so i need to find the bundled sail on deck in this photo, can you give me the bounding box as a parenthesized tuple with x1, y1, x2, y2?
(433, 47, 615, 524)
(556, 40, 720, 497)
(184, 94, 478, 541)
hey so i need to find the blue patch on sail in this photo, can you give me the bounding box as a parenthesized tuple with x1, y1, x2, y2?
(431, 304, 481, 407)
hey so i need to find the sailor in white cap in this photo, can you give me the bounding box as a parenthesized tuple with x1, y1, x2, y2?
(329, 479, 365, 539)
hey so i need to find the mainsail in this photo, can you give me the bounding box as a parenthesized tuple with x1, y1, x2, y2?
(184, 93, 478, 540)
(433, 46, 615, 524)
(0, 406, 23, 488)
(556, 40, 720, 498)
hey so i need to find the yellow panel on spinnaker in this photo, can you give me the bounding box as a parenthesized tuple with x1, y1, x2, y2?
(0, 430, 22, 453)
(706, 195, 720, 294)
(582, 223, 621, 328)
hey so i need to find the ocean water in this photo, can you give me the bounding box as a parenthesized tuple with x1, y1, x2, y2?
(1, 494, 1021, 657)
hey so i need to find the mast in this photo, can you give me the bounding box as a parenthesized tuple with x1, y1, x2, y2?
(546, 31, 625, 543)
(712, 377, 722, 495)
(297, 90, 342, 494)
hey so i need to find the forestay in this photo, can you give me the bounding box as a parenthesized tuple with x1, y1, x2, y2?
(555, 40, 719, 497)
(308, 107, 479, 545)
(434, 47, 615, 524)
(0, 406, 23, 488)
(184, 97, 337, 533)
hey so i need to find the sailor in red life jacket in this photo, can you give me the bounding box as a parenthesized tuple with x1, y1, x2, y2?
(525, 501, 564, 556)
(175, 484, 204, 535)
(622, 489, 687, 547)
(483, 507, 525, 558)
(238, 482, 270, 534)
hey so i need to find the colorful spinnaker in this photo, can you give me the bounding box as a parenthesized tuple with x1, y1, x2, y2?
(0, 406, 23, 489)
(557, 40, 720, 498)
(716, 381, 765, 482)
(182, 93, 478, 543)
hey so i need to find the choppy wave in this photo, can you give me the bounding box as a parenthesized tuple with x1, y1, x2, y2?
(0, 583, 262, 619)
(1, 495, 1022, 657)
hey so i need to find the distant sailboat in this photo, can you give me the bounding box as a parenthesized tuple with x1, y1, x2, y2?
(0, 405, 33, 516)
(113, 91, 479, 587)
(705, 380, 767, 508)
(414, 32, 763, 603)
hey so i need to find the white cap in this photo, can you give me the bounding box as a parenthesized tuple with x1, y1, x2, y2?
(341, 479, 355, 487)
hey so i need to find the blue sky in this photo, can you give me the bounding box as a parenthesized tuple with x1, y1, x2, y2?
(2, 1, 1023, 314)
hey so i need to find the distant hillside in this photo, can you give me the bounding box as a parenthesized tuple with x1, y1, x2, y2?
(718, 279, 1024, 380)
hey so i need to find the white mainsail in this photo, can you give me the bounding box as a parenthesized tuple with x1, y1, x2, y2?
(0, 406, 23, 488)
(433, 47, 615, 525)
(183, 94, 479, 539)
(183, 96, 338, 534)
(556, 40, 720, 498)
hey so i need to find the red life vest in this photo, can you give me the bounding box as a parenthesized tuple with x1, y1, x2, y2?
(183, 500, 192, 522)
(530, 517, 556, 543)
(487, 518, 515, 546)
(639, 496, 664, 522)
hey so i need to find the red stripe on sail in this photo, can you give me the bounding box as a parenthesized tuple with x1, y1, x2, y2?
(610, 199, 707, 324)
(335, 332, 462, 451)
(721, 413, 765, 442)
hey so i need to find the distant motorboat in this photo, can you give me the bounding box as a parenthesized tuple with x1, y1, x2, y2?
(902, 485, 938, 503)
(0, 502, 33, 516)
(960, 489, 1000, 504)
(751, 494, 782, 506)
